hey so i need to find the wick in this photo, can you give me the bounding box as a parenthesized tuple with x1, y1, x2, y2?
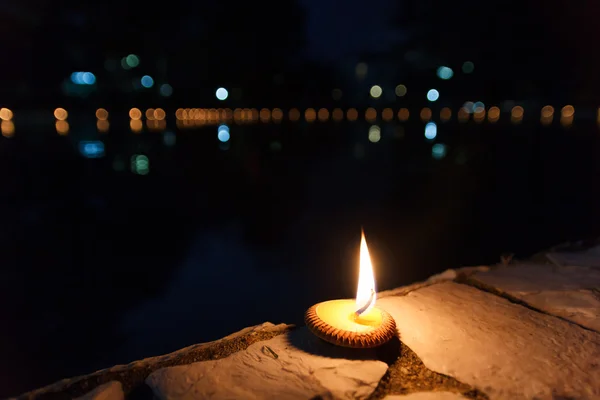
(354, 289, 375, 317)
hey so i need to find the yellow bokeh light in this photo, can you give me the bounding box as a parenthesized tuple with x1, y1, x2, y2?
(440, 107, 452, 122)
(1, 120, 15, 137)
(0, 108, 14, 121)
(511, 106, 524, 118)
(458, 107, 470, 123)
(382, 108, 393, 121)
(154, 108, 166, 121)
(95, 108, 109, 120)
(473, 107, 485, 123)
(398, 108, 409, 122)
(561, 105, 575, 118)
(56, 120, 69, 135)
(97, 120, 110, 133)
(347, 108, 358, 121)
(130, 119, 143, 133)
(175, 108, 184, 120)
(305, 108, 316, 122)
(272, 108, 283, 122)
(541, 105, 554, 118)
(289, 108, 300, 122)
(420, 107, 432, 122)
(260, 108, 271, 122)
(129, 108, 142, 120)
(233, 108, 243, 122)
(332, 108, 344, 122)
(54, 108, 68, 121)
(560, 115, 573, 127)
(365, 107, 377, 122)
(147, 119, 167, 131)
(488, 106, 500, 123)
(318, 108, 329, 122)
(145, 108, 155, 121)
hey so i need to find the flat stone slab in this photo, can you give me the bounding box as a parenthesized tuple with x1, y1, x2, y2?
(470, 264, 600, 332)
(378, 281, 600, 399)
(146, 327, 388, 400)
(74, 381, 123, 400)
(383, 392, 467, 400)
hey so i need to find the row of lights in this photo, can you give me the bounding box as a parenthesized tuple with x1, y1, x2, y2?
(165, 105, 577, 125)
(0, 105, 584, 138)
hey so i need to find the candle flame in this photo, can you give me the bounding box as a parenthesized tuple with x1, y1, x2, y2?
(356, 230, 376, 314)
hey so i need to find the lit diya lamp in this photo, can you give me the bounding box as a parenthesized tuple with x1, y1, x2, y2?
(305, 230, 397, 348)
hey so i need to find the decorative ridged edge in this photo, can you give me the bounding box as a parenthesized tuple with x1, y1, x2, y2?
(304, 304, 397, 348)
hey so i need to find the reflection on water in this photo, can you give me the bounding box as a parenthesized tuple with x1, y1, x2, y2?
(0, 118, 599, 396)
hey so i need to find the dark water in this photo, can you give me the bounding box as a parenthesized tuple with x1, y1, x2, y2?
(0, 118, 598, 396)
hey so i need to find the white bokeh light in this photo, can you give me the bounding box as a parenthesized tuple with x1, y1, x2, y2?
(216, 87, 229, 101)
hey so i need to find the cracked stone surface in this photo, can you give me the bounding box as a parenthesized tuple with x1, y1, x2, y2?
(74, 381, 124, 400)
(146, 327, 388, 400)
(470, 263, 600, 332)
(383, 393, 467, 400)
(378, 281, 600, 399)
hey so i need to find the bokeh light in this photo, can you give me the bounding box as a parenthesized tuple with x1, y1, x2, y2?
(426, 89, 439, 102)
(304, 108, 316, 122)
(370, 85, 383, 98)
(141, 75, 154, 88)
(488, 106, 500, 123)
(129, 108, 142, 120)
(95, 108, 108, 120)
(436, 66, 454, 80)
(1, 121, 15, 138)
(0, 108, 13, 121)
(218, 125, 230, 142)
(382, 108, 394, 121)
(398, 108, 409, 122)
(462, 61, 475, 73)
(347, 108, 358, 121)
(368, 126, 381, 143)
(440, 107, 452, 122)
(216, 87, 228, 100)
(318, 108, 329, 122)
(395, 84, 407, 97)
(365, 107, 377, 122)
(54, 108, 68, 121)
(424, 122, 437, 140)
(420, 107, 432, 122)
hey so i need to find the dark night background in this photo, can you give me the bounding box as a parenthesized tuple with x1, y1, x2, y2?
(1, 0, 600, 397)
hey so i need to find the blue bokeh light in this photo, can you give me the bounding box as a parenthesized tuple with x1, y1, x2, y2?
(216, 87, 228, 100)
(427, 89, 440, 102)
(141, 75, 154, 88)
(425, 122, 437, 140)
(218, 125, 230, 142)
(436, 66, 454, 80)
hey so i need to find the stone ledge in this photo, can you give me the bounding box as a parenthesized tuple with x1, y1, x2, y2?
(15, 248, 600, 400)
(13, 323, 291, 400)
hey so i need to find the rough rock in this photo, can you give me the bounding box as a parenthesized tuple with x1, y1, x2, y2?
(74, 381, 124, 400)
(146, 327, 388, 400)
(378, 281, 600, 399)
(470, 263, 600, 332)
(383, 392, 467, 400)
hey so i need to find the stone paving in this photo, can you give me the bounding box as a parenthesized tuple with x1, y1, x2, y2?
(14, 245, 600, 400)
